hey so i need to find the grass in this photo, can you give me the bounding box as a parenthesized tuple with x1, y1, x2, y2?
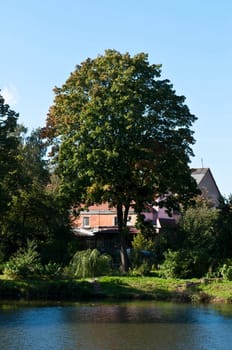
(0, 275, 232, 303)
(0, 277, 93, 301)
(81, 276, 232, 303)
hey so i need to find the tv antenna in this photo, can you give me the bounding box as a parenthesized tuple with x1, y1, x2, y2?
(201, 158, 204, 168)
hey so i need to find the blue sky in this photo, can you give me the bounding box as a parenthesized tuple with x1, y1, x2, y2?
(1, 0, 232, 196)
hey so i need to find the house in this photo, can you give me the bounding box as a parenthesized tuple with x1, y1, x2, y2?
(191, 168, 221, 207)
(72, 167, 221, 248)
(71, 203, 138, 252)
(149, 168, 222, 229)
(72, 202, 137, 234)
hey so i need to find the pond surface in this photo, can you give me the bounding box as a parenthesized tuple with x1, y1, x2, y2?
(0, 301, 232, 350)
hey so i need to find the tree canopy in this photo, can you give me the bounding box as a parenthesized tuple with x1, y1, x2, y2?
(44, 49, 198, 271)
(0, 94, 20, 216)
(0, 96, 72, 262)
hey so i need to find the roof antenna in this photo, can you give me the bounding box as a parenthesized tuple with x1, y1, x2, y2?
(201, 158, 204, 168)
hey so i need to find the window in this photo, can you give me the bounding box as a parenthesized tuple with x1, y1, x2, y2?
(83, 217, 90, 227)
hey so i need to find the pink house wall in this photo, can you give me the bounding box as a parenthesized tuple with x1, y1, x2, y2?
(73, 203, 137, 230)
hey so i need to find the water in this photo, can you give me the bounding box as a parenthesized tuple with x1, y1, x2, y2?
(0, 301, 232, 350)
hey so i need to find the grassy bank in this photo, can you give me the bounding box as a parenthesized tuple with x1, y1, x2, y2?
(0, 275, 232, 304)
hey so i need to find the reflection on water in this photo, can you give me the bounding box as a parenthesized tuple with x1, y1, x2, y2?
(0, 301, 232, 350)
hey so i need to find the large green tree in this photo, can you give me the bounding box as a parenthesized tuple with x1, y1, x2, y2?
(44, 50, 198, 271)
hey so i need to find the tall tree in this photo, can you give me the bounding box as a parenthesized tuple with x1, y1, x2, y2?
(19, 128, 49, 187)
(0, 125, 72, 261)
(0, 94, 19, 216)
(179, 199, 219, 276)
(43, 50, 198, 272)
(216, 195, 232, 260)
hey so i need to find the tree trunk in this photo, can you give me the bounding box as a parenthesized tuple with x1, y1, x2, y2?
(117, 203, 130, 272)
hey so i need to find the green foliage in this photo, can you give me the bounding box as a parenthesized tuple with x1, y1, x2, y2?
(216, 196, 232, 260)
(158, 246, 217, 279)
(176, 201, 220, 277)
(129, 261, 151, 276)
(38, 262, 63, 278)
(40, 237, 79, 265)
(69, 249, 112, 278)
(0, 122, 72, 260)
(0, 182, 72, 260)
(0, 94, 20, 216)
(44, 49, 198, 272)
(132, 232, 154, 251)
(158, 249, 192, 279)
(157, 197, 232, 279)
(180, 202, 219, 247)
(1, 275, 232, 303)
(19, 128, 49, 186)
(2, 240, 64, 279)
(0, 279, 93, 300)
(45, 50, 197, 208)
(219, 260, 232, 281)
(0, 127, 72, 259)
(3, 240, 41, 278)
(152, 226, 184, 265)
(130, 232, 155, 275)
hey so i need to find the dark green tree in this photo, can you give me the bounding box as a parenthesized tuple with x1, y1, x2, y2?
(177, 199, 219, 277)
(0, 94, 20, 216)
(3, 183, 72, 263)
(43, 50, 198, 272)
(216, 195, 232, 260)
(144, 195, 232, 278)
(19, 128, 49, 187)
(0, 124, 72, 262)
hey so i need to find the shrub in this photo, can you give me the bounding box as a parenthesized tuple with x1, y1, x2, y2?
(3, 240, 41, 278)
(132, 232, 154, 251)
(69, 249, 112, 278)
(130, 232, 155, 275)
(158, 247, 214, 279)
(220, 263, 232, 281)
(129, 261, 151, 276)
(158, 249, 192, 279)
(38, 262, 63, 278)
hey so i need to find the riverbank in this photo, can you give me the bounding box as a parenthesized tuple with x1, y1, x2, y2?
(0, 275, 231, 303)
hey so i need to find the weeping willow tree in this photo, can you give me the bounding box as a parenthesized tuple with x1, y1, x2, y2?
(69, 249, 112, 278)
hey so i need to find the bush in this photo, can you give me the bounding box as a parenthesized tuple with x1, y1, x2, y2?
(158, 249, 192, 279)
(3, 240, 41, 278)
(130, 232, 155, 275)
(129, 261, 151, 276)
(69, 249, 112, 278)
(38, 262, 63, 278)
(220, 263, 232, 281)
(158, 247, 215, 279)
